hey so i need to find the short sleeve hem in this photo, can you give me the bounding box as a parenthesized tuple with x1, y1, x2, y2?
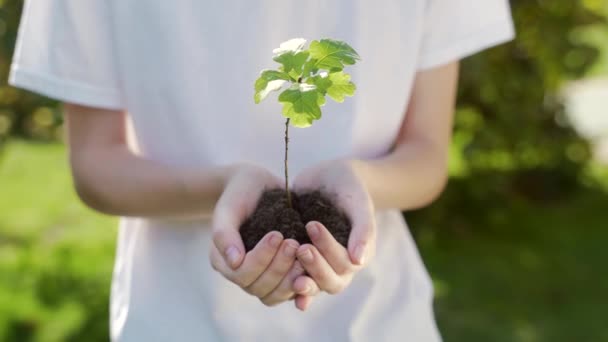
(417, 19, 515, 71)
(9, 65, 125, 110)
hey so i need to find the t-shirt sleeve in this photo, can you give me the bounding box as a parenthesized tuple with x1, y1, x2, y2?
(9, 0, 124, 109)
(417, 0, 515, 70)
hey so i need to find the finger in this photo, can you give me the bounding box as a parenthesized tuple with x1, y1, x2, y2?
(233, 231, 283, 287)
(246, 239, 299, 298)
(261, 260, 306, 306)
(346, 205, 376, 266)
(297, 245, 345, 295)
(295, 295, 314, 311)
(210, 243, 248, 285)
(293, 275, 320, 296)
(212, 207, 246, 270)
(306, 221, 352, 274)
(210, 243, 230, 274)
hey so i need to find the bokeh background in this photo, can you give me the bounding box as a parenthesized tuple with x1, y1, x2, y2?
(0, 0, 607, 341)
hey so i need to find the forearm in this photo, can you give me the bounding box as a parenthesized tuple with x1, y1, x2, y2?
(70, 145, 231, 220)
(353, 140, 448, 211)
(353, 63, 457, 211)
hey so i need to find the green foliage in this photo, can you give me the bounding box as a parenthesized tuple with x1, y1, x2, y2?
(455, 1, 606, 174)
(0, 141, 116, 341)
(253, 70, 290, 104)
(254, 38, 359, 128)
(273, 51, 310, 81)
(278, 84, 325, 127)
(321, 71, 356, 103)
(0, 1, 62, 144)
(412, 0, 608, 229)
(308, 39, 360, 70)
(411, 184, 608, 341)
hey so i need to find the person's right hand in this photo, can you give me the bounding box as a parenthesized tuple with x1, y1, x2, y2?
(209, 163, 308, 306)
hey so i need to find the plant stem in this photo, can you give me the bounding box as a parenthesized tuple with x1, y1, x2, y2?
(284, 118, 293, 208)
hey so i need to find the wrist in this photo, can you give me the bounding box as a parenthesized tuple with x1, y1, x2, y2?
(348, 158, 379, 209)
(221, 162, 277, 190)
(222, 163, 243, 187)
(349, 158, 373, 185)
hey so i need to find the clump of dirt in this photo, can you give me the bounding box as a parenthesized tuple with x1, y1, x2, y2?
(240, 189, 351, 251)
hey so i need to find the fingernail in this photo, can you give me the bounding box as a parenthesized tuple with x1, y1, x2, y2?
(226, 246, 240, 267)
(306, 223, 320, 240)
(353, 243, 366, 265)
(269, 232, 282, 248)
(299, 248, 314, 264)
(299, 285, 311, 294)
(284, 241, 298, 257)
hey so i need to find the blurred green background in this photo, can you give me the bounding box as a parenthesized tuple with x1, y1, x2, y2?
(1, 0, 607, 341)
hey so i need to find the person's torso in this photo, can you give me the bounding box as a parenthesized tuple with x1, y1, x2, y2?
(106, 1, 441, 341)
(110, 0, 426, 175)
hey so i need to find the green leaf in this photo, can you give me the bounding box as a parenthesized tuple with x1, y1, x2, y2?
(326, 71, 356, 102)
(307, 71, 356, 102)
(278, 84, 325, 128)
(307, 73, 333, 95)
(254, 70, 290, 103)
(272, 38, 307, 55)
(273, 51, 310, 81)
(281, 102, 314, 127)
(254, 38, 359, 125)
(309, 39, 360, 71)
(302, 58, 320, 78)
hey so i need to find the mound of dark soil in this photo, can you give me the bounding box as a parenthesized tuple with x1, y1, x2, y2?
(240, 189, 351, 251)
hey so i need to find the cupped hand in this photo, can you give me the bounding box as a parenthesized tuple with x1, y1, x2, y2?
(291, 160, 377, 310)
(210, 163, 306, 306)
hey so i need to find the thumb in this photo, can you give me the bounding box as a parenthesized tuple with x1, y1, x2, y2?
(212, 207, 246, 270)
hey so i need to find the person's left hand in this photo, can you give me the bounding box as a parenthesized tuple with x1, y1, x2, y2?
(290, 159, 377, 311)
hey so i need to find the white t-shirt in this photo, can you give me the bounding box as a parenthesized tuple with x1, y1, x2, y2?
(10, 1, 514, 341)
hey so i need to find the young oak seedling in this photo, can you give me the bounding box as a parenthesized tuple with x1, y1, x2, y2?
(253, 38, 360, 208)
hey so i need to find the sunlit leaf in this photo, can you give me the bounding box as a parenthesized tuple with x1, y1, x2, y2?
(254, 37, 360, 128)
(308, 39, 360, 71)
(272, 38, 307, 56)
(273, 51, 310, 80)
(254, 70, 290, 103)
(325, 71, 356, 102)
(278, 84, 325, 127)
